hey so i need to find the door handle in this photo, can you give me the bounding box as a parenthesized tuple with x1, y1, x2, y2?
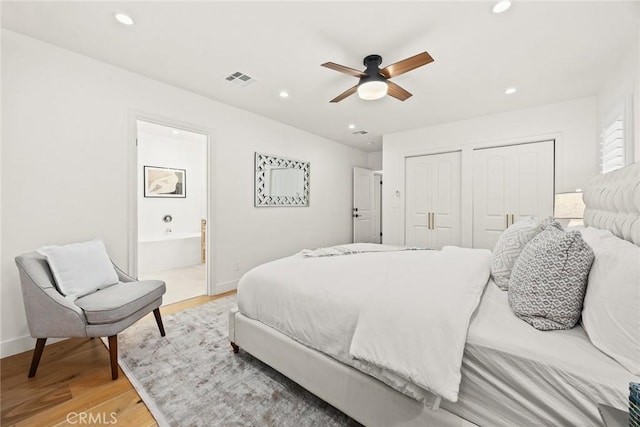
(506, 214, 509, 228)
(431, 212, 436, 230)
(511, 214, 515, 225)
(353, 213, 360, 218)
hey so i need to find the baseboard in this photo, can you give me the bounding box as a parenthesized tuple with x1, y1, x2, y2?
(1, 335, 67, 358)
(214, 280, 238, 295)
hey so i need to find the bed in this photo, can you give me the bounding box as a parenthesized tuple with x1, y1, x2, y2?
(229, 163, 640, 426)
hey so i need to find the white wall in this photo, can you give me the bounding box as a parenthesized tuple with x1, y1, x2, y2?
(382, 97, 597, 247)
(1, 30, 368, 356)
(596, 40, 639, 163)
(367, 151, 382, 171)
(137, 130, 207, 241)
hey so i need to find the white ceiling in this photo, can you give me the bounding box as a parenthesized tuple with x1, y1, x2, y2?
(2, 1, 638, 152)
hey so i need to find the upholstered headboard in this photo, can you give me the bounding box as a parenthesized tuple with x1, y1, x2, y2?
(583, 162, 640, 246)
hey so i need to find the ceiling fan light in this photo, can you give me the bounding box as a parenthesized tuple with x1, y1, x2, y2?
(357, 81, 388, 100)
(492, 0, 512, 14)
(114, 13, 135, 26)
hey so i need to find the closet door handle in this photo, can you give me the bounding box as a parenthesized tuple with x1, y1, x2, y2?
(432, 212, 436, 230)
(511, 214, 515, 225)
(427, 212, 431, 230)
(506, 214, 509, 228)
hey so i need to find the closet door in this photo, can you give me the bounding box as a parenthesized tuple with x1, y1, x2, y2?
(405, 156, 432, 247)
(512, 141, 554, 222)
(473, 141, 554, 250)
(405, 152, 461, 249)
(473, 145, 515, 250)
(431, 152, 462, 249)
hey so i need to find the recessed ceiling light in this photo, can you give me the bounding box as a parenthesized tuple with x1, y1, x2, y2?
(279, 91, 289, 98)
(114, 13, 134, 26)
(348, 124, 356, 129)
(505, 87, 517, 95)
(172, 130, 180, 135)
(367, 141, 375, 145)
(492, 0, 512, 14)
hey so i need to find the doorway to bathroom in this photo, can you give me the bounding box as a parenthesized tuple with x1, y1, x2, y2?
(135, 119, 209, 305)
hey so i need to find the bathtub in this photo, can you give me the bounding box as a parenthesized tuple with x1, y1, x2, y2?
(138, 232, 203, 275)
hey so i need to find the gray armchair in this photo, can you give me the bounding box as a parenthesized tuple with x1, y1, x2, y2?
(15, 252, 166, 380)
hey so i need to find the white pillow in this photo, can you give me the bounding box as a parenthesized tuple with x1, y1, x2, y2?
(37, 240, 119, 299)
(579, 226, 640, 375)
(491, 216, 548, 290)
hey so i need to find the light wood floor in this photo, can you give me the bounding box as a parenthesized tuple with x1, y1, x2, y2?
(1, 291, 235, 427)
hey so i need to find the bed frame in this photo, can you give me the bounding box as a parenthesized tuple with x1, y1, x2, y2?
(229, 162, 639, 426)
(229, 307, 473, 426)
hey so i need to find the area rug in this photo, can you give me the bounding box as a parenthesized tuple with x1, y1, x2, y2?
(117, 295, 360, 427)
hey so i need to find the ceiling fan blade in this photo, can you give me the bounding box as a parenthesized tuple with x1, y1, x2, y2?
(387, 81, 412, 101)
(329, 85, 358, 103)
(380, 52, 434, 79)
(321, 62, 367, 78)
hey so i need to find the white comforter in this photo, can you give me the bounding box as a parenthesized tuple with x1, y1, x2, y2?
(349, 246, 491, 402)
(237, 244, 491, 403)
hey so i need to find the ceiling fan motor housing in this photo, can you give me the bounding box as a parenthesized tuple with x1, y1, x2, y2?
(360, 54, 387, 85)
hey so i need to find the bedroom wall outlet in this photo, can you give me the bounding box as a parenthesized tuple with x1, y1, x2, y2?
(234, 262, 240, 271)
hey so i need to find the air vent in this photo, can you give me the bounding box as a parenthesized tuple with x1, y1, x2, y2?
(225, 71, 257, 87)
(352, 130, 368, 135)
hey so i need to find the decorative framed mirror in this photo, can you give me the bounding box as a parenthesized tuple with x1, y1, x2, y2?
(254, 152, 310, 207)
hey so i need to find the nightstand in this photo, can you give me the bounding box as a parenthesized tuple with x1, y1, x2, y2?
(598, 404, 628, 427)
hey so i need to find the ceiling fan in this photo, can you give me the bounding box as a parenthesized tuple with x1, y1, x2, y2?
(321, 51, 434, 103)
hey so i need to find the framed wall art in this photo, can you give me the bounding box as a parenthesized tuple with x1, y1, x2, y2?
(144, 166, 186, 198)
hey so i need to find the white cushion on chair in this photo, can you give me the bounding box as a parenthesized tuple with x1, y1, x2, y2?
(37, 239, 119, 299)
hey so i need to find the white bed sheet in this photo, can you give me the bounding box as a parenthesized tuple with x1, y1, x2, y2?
(237, 245, 639, 426)
(443, 283, 640, 426)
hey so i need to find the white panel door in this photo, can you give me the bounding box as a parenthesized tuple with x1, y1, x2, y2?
(405, 156, 432, 247)
(353, 167, 375, 243)
(405, 152, 461, 249)
(512, 141, 555, 222)
(432, 152, 462, 249)
(473, 141, 554, 250)
(473, 145, 514, 250)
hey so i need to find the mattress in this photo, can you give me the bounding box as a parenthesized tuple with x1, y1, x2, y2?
(237, 245, 638, 426)
(443, 283, 639, 426)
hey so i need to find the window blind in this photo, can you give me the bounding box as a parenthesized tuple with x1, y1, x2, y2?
(600, 115, 625, 174)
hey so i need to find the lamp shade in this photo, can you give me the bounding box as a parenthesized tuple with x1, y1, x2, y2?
(357, 81, 388, 100)
(554, 192, 585, 219)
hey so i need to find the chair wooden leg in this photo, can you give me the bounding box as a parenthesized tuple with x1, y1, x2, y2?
(28, 338, 47, 378)
(153, 308, 166, 337)
(108, 335, 118, 380)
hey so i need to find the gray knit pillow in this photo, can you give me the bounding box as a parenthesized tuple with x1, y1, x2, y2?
(491, 217, 546, 290)
(508, 223, 594, 330)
